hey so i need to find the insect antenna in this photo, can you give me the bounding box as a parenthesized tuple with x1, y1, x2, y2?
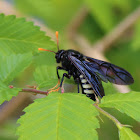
(38, 48, 56, 54)
(56, 31, 59, 51)
(38, 31, 60, 53)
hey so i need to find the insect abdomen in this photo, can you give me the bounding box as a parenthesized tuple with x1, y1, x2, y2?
(79, 74, 96, 100)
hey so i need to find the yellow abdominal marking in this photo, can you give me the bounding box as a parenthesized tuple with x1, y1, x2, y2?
(81, 79, 87, 83)
(80, 75, 84, 78)
(84, 90, 94, 94)
(83, 84, 92, 88)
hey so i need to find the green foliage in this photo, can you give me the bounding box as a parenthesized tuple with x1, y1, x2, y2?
(0, 53, 32, 85)
(99, 92, 140, 122)
(85, 0, 115, 32)
(33, 52, 58, 88)
(34, 52, 56, 66)
(17, 93, 99, 140)
(0, 52, 32, 105)
(0, 14, 55, 55)
(0, 0, 140, 138)
(119, 127, 140, 140)
(0, 13, 56, 105)
(15, 0, 83, 30)
(16, 91, 140, 139)
(79, 14, 104, 43)
(84, 0, 116, 32)
(0, 82, 21, 105)
(34, 65, 58, 88)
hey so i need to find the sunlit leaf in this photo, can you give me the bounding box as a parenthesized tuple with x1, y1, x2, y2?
(0, 14, 55, 55)
(99, 91, 140, 122)
(17, 93, 99, 140)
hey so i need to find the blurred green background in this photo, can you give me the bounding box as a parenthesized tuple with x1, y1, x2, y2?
(0, 0, 140, 139)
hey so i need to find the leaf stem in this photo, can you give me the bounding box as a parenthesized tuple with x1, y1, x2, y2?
(93, 103, 123, 129)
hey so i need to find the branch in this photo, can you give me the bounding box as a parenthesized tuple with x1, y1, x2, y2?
(93, 6, 140, 53)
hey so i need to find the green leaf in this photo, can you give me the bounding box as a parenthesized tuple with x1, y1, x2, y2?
(34, 52, 56, 66)
(84, 0, 115, 32)
(99, 91, 140, 122)
(0, 53, 32, 85)
(119, 127, 140, 140)
(0, 82, 21, 105)
(0, 14, 55, 55)
(16, 93, 99, 140)
(34, 65, 58, 89)
(33, 51, 57, 88)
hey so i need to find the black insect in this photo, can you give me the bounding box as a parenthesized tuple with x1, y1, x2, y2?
(39, 32, 134, 101)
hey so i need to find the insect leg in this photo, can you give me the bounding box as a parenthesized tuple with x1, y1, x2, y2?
(75, 78, 80, 93)
(56, 66, 64, 79)
(48, 66, 64, 92)
(60, 73, 71, 87)
(77, 81, 80, 93)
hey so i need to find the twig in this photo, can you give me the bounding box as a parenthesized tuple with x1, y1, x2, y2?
(93, 103, 122, 128)
(93, 6, 140, 53)
(21, 88, 48, 95)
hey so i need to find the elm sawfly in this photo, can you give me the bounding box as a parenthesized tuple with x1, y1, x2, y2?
(38, 31, 134, 101)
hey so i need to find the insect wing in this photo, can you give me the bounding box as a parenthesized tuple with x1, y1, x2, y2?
(85, 56, 134, 85)
(69, 55, 104, 98)
(82, 60, 108, 83)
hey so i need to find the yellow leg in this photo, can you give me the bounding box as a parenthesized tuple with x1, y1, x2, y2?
(48, 87, 60, 94)
(48, 79, 60, 91)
